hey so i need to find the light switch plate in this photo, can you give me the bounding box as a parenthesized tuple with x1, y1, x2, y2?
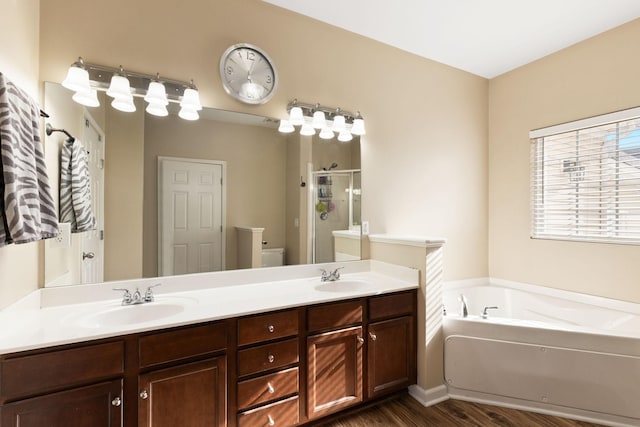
(362, 221, 369, 235)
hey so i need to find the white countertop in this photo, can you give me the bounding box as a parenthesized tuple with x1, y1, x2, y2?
(0, 260, 418, 355)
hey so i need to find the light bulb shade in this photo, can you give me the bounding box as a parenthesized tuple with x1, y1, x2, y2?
(319, 127, 334, 140)
(180, 88, 202, 110)
(179, 107, 199, 121)
(351, 118, 366, 136)
(144, 81, 168, 105)
(289, 106, 304, 126)
(111, 97, 136, 113)
(300, 122, 316, 136)
(72, 88, 100, 108)
(331, 114, 346, 132)
(312, 111, 326, 129)
(145, 102, 168, 117)
(337, 130, 353, 142)
(278, 119, 295, 133)
(106, 75, 132, 100)
(62, 66, 91, 93)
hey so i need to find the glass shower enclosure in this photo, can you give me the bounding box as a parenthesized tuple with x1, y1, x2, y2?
(310, 169, 361, 264)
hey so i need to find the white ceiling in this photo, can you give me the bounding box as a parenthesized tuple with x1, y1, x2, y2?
(263, 0, 640, 78)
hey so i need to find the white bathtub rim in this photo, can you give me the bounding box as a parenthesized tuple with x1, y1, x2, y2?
(444, 276, 640, 317)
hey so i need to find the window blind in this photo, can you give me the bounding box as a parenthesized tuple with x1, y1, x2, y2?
(530, 107, 640, 244)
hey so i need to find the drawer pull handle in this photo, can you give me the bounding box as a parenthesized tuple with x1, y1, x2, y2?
(111, 397, 122, 407)
(267, 382, 275, 394)
(357, 336, 364, 344)
(268, 324, 275, 333)
(140, 390, 149, 400)
(370, 333, 377, 341)
(268, 415, 275, 426)
(267, 354, 275, 363)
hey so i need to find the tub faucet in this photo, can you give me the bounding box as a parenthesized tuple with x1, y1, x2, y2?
(482, 306, 499, 319)
(458, 294, 468, 317)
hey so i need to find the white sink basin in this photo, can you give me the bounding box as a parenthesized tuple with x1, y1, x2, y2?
(315, 279, 373, 293)
(79, 303, 185, 328)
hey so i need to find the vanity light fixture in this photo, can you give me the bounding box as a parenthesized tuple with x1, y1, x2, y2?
(279, 99, 365, 142)
(62, 57, 201, 121)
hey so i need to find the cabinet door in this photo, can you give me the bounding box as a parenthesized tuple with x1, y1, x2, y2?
(367, 316, 415, 399)
(0, 380, 122, 427)
(307, 326, 363, 420)
(138, 357, 226, 427)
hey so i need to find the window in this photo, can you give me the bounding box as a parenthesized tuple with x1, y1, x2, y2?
(530, 107, 640, 244)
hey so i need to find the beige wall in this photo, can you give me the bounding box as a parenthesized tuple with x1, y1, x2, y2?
(489, 18, 640, 303)
(38, 0, 489, 285)
(0, 0, 40, 309)
(143, 116, 287, 273)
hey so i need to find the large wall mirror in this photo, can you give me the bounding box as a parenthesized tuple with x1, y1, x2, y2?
(43, 82, 362, 287)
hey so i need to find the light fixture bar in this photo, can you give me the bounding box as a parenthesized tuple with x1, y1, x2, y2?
(81, 61, 195, 101)
(286, 99, 362, 124)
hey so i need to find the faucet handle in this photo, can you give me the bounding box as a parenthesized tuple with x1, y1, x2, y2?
(331, 267, 344, 280)
(319, 268, 329, 281)
(482, 306, 499, 319)
(144, 284, 161, 302)
(113, 288, 132, 305)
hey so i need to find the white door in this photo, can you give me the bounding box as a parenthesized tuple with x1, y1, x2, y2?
(81, 113, 105, 284)
(159, 158, 225, 276)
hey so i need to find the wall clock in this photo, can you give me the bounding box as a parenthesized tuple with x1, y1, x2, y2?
(219, 43, 278, 104)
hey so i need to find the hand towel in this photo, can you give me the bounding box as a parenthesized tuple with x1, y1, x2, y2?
(59, 138, 95, 232)
(0, 73, 59, 247)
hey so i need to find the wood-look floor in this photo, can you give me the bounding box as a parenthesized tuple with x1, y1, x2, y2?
(316, 393, 603, 427)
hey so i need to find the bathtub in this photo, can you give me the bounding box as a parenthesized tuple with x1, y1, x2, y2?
(442, 279, 640, 427)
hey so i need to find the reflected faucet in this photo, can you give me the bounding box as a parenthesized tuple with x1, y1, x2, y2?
(458, 294, 468, 317)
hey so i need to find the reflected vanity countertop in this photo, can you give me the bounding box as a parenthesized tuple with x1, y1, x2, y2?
(332, 229, 362, 239)
(0, 260, 418, 354)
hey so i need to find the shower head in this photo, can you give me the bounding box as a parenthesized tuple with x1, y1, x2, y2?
(323, 163, 338, 171)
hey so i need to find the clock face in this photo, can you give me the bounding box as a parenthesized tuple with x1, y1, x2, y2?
(219, 43, 277, 104)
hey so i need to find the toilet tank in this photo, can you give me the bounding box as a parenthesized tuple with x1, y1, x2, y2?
(262, 248, 285, 267)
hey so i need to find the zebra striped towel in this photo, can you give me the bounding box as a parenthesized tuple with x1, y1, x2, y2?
(59, 138, 95, 232)
(0, 73, 59, 247)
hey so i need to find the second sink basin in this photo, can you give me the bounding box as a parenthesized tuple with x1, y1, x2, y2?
(315, 279, 373, 293)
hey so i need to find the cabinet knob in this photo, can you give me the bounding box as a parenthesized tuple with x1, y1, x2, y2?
(267, 354, 275, 363)
(267, 415, 275, 426)
(140, 390, 149, 400)
(369, 333, 377, 341)
(357, 336, 364, 344)
(111, 397, 122, 407)
(267, 324, 275, 333)
(267, 382, 275, 394)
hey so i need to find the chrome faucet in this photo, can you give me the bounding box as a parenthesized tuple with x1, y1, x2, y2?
(458, 294, 468, 317)
(114, 284, 161, 306)
(482, 306, 499, 319)
(320, 267, 344, 282)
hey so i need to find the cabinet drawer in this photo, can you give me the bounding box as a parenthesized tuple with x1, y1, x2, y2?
(0, 341, 124, 400)
(237, 367, 298, 410)
(369, 291, 416, 321)
(308, 300, 363, 333)
(237, 338, 298, 377)
(238, 395, 299, 427)
(238, 309, 298, 346)
(139, 322, 226, 369)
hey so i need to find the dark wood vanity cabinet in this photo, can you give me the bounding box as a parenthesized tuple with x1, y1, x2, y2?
(306, 300, 365, 420)
(137, 323, 228, 427)
(235, 308, 301, 427)
(367, 291, 417, 399)
(0, 288, 417, 427)
(0, 341, 125, 427)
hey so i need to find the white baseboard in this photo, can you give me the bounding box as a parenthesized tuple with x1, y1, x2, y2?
(408, 384, 449, 407)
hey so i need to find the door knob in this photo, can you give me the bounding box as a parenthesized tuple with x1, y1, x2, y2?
(111, 397, 121, 407)
(82, 251, 95, 260)
(140, 390, 149, 399)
